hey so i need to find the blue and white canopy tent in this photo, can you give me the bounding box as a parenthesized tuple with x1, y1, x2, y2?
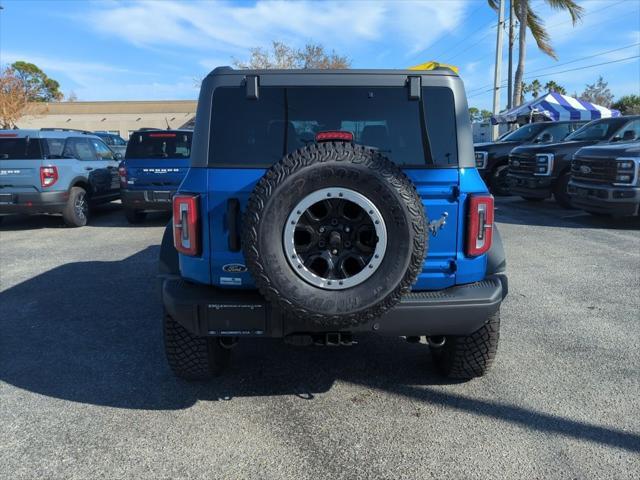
(492, 92, 621, 124)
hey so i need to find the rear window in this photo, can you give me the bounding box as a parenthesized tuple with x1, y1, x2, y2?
(500, 123, 546, 142)
(0, 137, 43, 160)
(209, 86, 458, 167)
(566, 118, 628, 141)
(125, 132, 192, 159)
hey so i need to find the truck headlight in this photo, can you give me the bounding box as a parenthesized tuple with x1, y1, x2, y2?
(534, 153, 554, 176)
(614, 157, 639, 186)
(475, 151, 488, 170)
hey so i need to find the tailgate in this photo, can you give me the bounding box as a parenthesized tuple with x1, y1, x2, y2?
(124, 158, 189, 189)
(0, 159, 42, 192)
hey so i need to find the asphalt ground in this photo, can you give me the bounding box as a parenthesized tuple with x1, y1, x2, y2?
(1, 198, 639, 479)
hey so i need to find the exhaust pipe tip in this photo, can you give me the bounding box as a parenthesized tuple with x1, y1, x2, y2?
(427, 336, 446, 349)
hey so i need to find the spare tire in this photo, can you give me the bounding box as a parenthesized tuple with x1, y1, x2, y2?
(242, 141, 427, 328)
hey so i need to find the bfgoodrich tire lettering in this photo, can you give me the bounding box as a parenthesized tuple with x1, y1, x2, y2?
(242, 142, 427, 328)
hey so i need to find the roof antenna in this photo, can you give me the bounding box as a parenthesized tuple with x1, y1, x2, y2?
(165, 117, 171, 129)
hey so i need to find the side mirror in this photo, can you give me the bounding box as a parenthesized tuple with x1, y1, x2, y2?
(622, 130, 637, 141)
(539, 133, 553, 143)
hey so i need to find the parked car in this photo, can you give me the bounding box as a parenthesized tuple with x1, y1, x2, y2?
(507, 116, 640, 207)
(159, 66, 508, 381)
(0, 128, 121, 227)
(568, 140, 640, 216)
(119, 129, 192, 223)
(94, 131, 127, 157)
(474, 120, 586, 195)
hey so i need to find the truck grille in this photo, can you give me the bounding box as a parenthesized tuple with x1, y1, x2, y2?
(508, 153, 537, 175)
(571, 155, 617, 184)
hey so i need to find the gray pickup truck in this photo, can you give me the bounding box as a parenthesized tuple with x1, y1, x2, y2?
(0, 128, 121, 227)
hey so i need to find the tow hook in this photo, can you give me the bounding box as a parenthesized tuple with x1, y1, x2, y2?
(284, 333, 356, 346)
(219, 337, 239, 349)
(317, 332, 355, 346)
(427, 336, 446, 348)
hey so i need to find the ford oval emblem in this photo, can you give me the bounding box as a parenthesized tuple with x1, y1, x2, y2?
(512, 160, 520, 167)
(223, 264, 247, 273)
(580, 165, 591, 174)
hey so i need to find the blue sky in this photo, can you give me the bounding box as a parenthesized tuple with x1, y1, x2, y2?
(0, 0, 638, 111)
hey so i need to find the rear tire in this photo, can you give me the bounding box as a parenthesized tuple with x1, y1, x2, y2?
(431, 310, 500, 379)
(586, 210, 610, 217)
(125, 208, 146, 224)
(62, 186, 89, 227)
(489, 165, 510, 196)
(242, 142, 427, 328)
(553, 172, 573, 208)
(521, 196, 544, 203)
(163, 312, 230, 380)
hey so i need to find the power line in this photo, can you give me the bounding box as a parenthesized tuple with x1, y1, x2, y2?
(466, 54, 640, 99)
(465, 42, 640, 95)
(463, 0, 636, 92)
(424, 2, 490, 59)
(444, 26, 497, 63)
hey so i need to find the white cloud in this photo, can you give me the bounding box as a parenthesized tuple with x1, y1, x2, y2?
(2, 51, 199, 101)
(82, 0, 470, 62)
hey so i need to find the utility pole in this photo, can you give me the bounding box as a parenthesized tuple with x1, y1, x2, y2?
(491, 0, 505, 141)
(507, 0, 515, 110)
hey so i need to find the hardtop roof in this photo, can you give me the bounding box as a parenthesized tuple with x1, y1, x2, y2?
(206, 66, 459, 78)
(0, 129, 101, 139)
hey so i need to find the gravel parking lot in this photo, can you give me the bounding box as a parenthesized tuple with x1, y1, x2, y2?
(1, 198, 639, 479)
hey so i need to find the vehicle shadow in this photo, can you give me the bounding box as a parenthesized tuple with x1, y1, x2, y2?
(0, 202, 170, 230)
(495, 197, 640, 230)
(1, 247, 638, 453)
(0, 247, 452, 410)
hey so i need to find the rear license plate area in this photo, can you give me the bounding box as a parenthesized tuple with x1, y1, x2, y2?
(206, 303, 266, 336)
(0, 193, 15, 204)
(153, 191, 172, 202)
(144, 191, 173, 203)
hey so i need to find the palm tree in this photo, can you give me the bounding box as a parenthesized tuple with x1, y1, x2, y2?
(489, 0, 584, 107)
(529, 79, 542, 98)
(544, 80, 566, 95)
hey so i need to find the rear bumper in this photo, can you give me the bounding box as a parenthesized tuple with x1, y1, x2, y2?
(506, 174, 554, 198)
(0, 190, 69, 214)
(161, 274, 508, 338)
(568, 180, 640, 216)
(121, 189, 174, 211)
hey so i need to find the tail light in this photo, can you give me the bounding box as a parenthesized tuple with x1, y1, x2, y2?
(466, 194, 494, 257)
(315, 131, 354, 142)
(173, 194, 200, 256)
(40, 166, 58, 188)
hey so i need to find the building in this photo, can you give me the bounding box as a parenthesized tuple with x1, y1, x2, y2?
(17, 100, 197, 139)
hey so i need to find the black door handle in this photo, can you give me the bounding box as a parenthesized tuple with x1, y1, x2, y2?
(227, 198, 241, 252)
(85, 167, 94, 171)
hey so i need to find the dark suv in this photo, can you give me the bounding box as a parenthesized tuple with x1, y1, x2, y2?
(474, 121, 585, 195)
(507, 116, 639, 207)
(569, 140, 640, 216)
(159, 67, 508, 381)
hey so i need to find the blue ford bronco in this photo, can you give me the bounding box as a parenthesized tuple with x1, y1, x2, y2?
(119, 129, 192, 223)
(159, 67, 508, 380)
(0, 128, 121, 227)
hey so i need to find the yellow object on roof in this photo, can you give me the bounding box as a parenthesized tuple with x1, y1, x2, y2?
(408, 61, 459, 74)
